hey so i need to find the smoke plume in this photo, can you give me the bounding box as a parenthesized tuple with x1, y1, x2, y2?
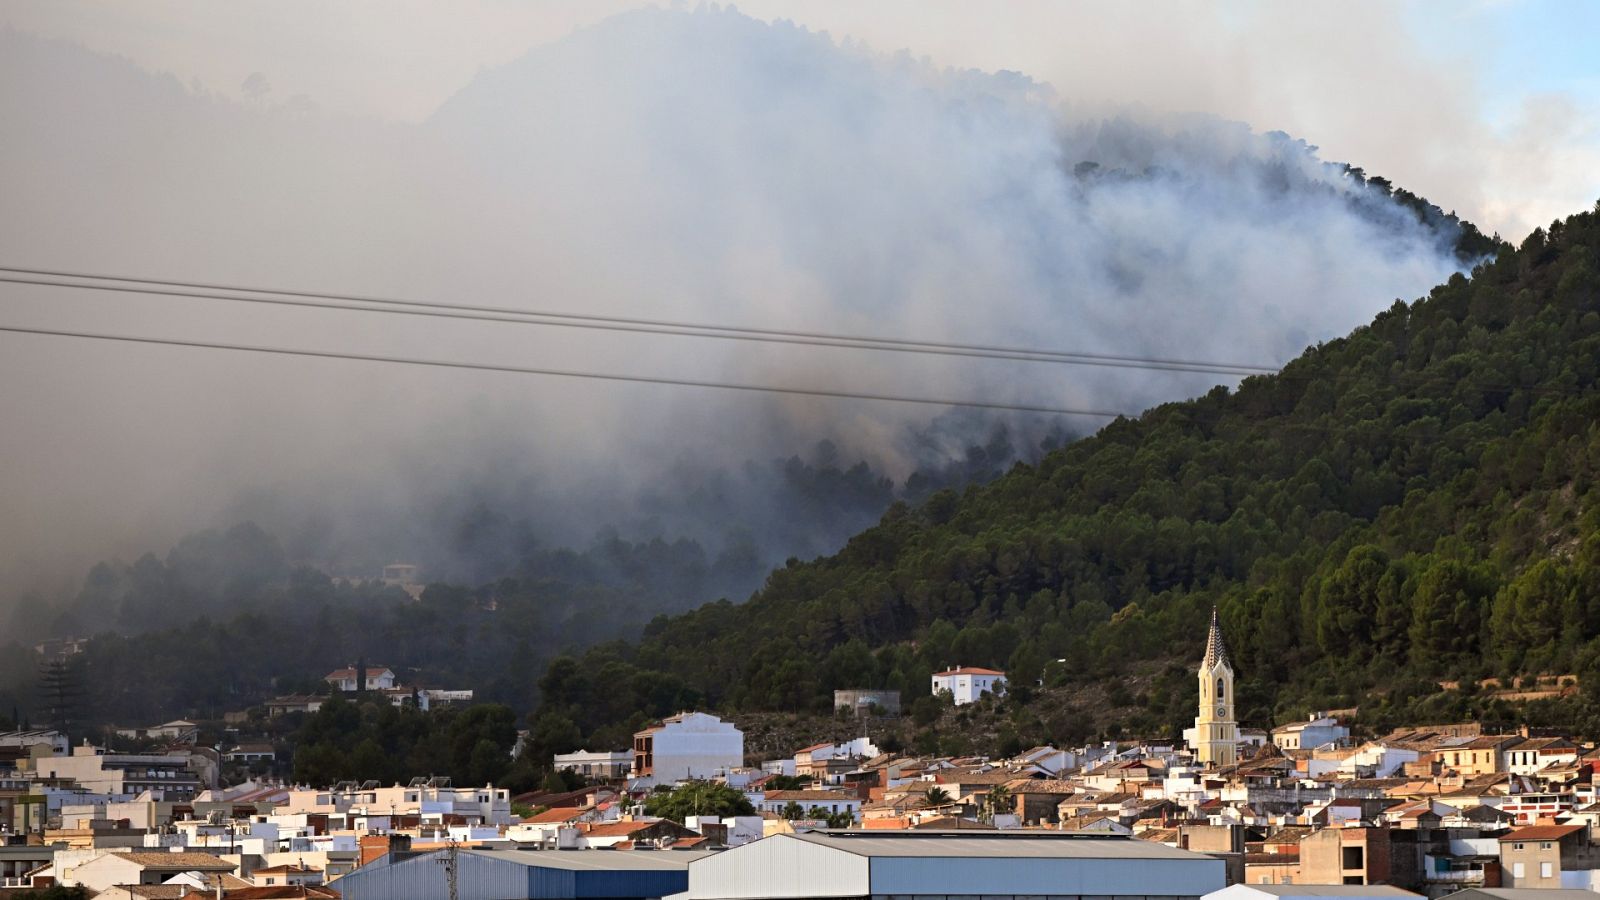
(0, 9, 1478, 619)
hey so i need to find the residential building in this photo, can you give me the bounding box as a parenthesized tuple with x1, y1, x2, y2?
(1437, 736, 1519, 777)
(1497, 824, 1600, 888)
(264, 695, 325, 717)
(552, 749, 634, 779)
(0, 730, 69, 756)
(1272, 717, 1350, 752)
(56, 850, 236, 892)
(756, 789, 862, 820)
(930, 667, 1007, 706)
(223, 743, 276, 764)
(1299, 826, 1421, 887)
(1439, 889, 1600, 900)
(1502, 738, 1579, 776)
(630, 712, 743, 784)
(26, 745, 206, 798)
(115, 721, 200, 744)
(279, 781, 513, 826)
(324, 666, 396, 692)
(1499, 791, 1573, 825)
(250, 864, 323, 887)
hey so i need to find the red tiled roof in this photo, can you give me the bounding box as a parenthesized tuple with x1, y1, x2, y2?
(583, 821, 669, 837)
(526, 808, 586, 824)
(325, 667, 393, 679)
(118, 852, 237, 870)
(765, 790, 855, 802)
(1501, 824, 1585, 841)
(935, 667, 1005, 677)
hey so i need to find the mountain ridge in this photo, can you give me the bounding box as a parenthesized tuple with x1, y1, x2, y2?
(526, 199, 1600, 758)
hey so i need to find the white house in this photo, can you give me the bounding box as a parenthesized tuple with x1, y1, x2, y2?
(632, 712, 744, 785)
(756, 789, 863, 820)
(553, 749, 635, 779)
(931, 667, 1007, 706)
(114, 721, 199, 744)
(1338, 742, 1420, 778)
(56, 850, 236, 892)
(325, 666, 397, 692)
(1271, 716, 1351, 751)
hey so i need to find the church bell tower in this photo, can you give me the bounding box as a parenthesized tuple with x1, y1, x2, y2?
(1194, 607, 1239, 767)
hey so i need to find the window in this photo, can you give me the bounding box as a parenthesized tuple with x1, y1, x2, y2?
(1540, 842, 1552, 850)
(1513, 863, 1525, 879)
(1342, 846, 1365, 870)
(1513, 843, 1525, 850)
(1541, 862, 1553, 878)
(1216, 677, 1225, 698)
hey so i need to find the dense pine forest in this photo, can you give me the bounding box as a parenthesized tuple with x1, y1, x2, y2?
(528, 199, 1600, 757)
(4, 189, 1594, 778)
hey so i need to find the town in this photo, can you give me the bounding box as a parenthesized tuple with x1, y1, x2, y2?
(4, 613, 1598, 900)
(5, 3, 1600, 900)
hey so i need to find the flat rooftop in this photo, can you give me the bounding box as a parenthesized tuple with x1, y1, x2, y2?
(461, 848, 714, 870)
(786, 830, 1208, 859)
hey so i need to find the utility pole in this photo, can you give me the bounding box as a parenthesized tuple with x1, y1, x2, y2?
(435, 838, 460, 900)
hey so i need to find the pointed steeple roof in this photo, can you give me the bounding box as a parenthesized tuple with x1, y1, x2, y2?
(1202, 607, 1230, 670)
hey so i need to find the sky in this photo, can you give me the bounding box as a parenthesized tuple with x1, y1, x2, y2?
(1, 0, 1596, 239)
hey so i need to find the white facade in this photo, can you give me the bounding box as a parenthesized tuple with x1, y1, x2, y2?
(682, 832, 1228, 900)
(26, 745, 204, 798)
(280, 783, 513, 825)
(0, 730, 69, 756)
(553, 749, 635, 779)
(325, 667, 397, 692)
(1271, 716, 1350, 751)
(1339, 743, 1420, 778)
(755, 790, 862, 819)
(931, 667, 1007, 705)
(632, 712, 744, 784)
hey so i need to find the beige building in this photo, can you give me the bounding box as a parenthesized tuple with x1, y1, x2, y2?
(1498, 824, 1600, 888)
(56, 850, 235, 892)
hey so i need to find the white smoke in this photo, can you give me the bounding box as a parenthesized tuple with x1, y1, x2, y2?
(0, 8, 1473, 600)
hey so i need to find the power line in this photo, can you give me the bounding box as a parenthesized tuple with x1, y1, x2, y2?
(0, 265, 1280, 377)
(0, 324, 1137, 418)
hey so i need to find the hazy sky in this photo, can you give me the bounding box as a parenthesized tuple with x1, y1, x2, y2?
(2, 0, 1597, 239)
(0, 0, 1595, 613)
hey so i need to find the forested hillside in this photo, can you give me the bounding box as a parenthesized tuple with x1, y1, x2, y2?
(531, 201, 1600, 756)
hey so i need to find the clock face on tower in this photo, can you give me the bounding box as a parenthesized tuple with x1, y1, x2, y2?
(1216, 706, 1226, 718)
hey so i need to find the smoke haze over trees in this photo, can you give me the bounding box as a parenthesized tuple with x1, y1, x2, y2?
(0, 8, 1490, 637)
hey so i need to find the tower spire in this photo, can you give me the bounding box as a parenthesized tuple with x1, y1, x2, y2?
(1202, 606, 1229, 669)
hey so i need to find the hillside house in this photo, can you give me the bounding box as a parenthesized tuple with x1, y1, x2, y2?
(324, 666, 396, 692)
(931, 667, 1007, 706)
(631, 712, 744, 785)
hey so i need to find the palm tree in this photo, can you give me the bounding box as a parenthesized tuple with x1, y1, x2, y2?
(983, 784, 1012, 821)
(922, 786, 952, 808)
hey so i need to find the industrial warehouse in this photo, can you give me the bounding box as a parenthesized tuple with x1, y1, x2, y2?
(334, 845, 710, 900)
(681, 831, 1229, 900)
